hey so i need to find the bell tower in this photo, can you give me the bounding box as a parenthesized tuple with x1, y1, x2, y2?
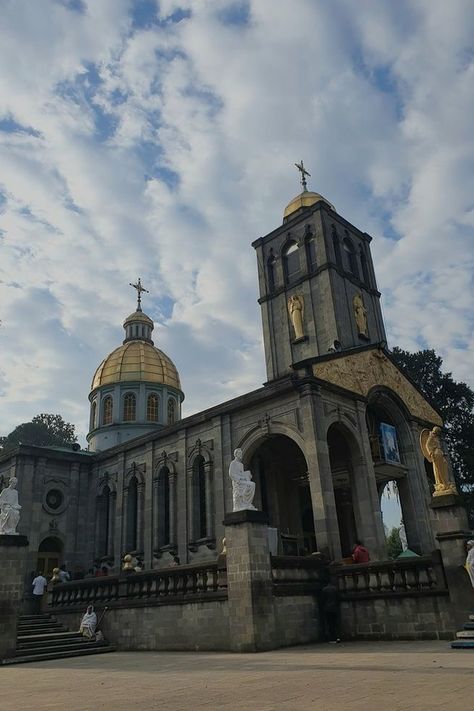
(252, 164, 386, 382)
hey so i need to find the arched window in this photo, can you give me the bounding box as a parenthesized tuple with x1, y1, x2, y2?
(123, 393, 136, 422)
(167, 398, 176, 425)
(360, 249, 370, 285)
(97, 485, 110, 558)
(332, 226, 342, 267)
(192, 455, 207, 540)
(305, 236, 317, 272)
(282, 241, 300, 284)
(343, 237, 359, 278)
(156, 466, 170, 547)
(102, 396, 113, 425)
(90, 400, 97, 430)
(267, 251, 276, 293)
(126, 476, 138, 551)
(147, 393, 159, 422)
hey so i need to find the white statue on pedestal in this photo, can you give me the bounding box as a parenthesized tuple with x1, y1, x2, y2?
(228, 449, 256, 512)
(0, 477, 21, 535)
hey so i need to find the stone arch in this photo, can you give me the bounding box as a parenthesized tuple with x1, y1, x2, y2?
(238, 421, 309, 466)
(366, 385, 432, 554)
(37, 535, 64, 576)
(244, 431, 317, 555)
(187, 443, 213, 543)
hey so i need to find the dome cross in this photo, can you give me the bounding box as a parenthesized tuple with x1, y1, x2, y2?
(129, 277, 149, 311)
(294, 160, 311, 192)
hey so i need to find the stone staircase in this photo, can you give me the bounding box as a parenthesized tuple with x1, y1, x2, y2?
(451, 613, 474, 649)
(2, 614, 116, 664)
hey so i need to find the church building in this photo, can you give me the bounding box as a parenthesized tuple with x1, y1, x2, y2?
(0, 169, 443, 577)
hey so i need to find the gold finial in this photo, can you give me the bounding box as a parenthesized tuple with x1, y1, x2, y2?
(129, 277, 149, 312)
(294, 160, 311, 192)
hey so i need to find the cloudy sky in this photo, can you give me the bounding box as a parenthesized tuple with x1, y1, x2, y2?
(1, 0, 473, 448)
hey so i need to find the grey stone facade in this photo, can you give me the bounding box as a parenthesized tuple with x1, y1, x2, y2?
(0, 190, 444, 579)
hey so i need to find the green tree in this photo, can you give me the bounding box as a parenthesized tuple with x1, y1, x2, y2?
(385, 526, 403, 559)
(391, 347, 474, 523)
(0, 413, 77, 452)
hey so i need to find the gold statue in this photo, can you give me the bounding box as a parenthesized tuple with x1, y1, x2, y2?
(353, 292, 368, 337)
(420, 427, 458, 496)
(288, 294, 305, 340)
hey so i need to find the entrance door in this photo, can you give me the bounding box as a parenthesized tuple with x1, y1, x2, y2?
(250, 435, 317, 555)
(37, 536, 63, 576)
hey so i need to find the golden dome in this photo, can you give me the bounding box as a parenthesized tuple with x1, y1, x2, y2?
(91, 341, 181, 391)
(123, 310, 153, 326)
(283, 191, 335, 220)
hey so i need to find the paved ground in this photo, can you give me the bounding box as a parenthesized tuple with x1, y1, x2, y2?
(1, 642, 473, 711)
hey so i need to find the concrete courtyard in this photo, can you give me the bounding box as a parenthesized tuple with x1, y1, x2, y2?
(0, 641, 472, 711)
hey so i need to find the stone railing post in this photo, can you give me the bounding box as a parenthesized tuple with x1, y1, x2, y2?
(224, 510, 276, 652)
(430, 494, 472, 629)
(0, 534, 29, 660)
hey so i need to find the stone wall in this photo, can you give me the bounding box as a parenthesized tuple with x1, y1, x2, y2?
(56, 598, 230, 651)
(340, 594, 455, 641)
(274, 595, 321, 646)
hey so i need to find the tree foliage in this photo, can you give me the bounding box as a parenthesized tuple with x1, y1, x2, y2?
(391, 347, 474, 522)
(0, 413, 77, 452)
(385, 527, 403, 559)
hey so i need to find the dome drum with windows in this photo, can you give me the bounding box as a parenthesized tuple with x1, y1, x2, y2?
(87, 279, 184, 452)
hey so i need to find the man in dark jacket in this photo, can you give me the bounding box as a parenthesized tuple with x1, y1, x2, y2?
(321, 576, 340, 643)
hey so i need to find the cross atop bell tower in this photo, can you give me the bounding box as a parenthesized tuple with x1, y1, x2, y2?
(294, 160, 311, 192)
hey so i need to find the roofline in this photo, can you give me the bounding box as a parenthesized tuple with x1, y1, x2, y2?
(0, 444, 93, 465)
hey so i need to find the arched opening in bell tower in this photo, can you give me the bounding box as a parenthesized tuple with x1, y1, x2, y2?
(248, 435, 316, 556)
(327, 423, 360, 558)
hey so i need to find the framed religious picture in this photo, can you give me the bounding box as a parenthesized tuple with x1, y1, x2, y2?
(380, 422, 401, 464)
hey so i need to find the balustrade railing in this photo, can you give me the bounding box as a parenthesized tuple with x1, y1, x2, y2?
(271, 555, 328, 595)
(50, 562, 225, 609)
(334, 550, 447, 599)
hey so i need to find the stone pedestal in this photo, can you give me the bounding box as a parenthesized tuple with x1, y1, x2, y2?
(430, 495, 473, 628)
(224, 510, 276, 652)
(0, 534, 29, 659)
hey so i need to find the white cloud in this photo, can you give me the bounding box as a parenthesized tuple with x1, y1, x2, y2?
(0, 0, 473, 444)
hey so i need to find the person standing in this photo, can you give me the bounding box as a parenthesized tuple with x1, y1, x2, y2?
(32, 571, 48, 614)
(321, 576, 341, 643)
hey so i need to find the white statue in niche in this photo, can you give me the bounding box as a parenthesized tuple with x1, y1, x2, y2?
(228, 449, 257, 512)
(0, 477, 22, 535)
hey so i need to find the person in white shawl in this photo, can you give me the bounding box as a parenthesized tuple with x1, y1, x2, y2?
(79, 605, 97, 639)
(466, 540, 474, 588)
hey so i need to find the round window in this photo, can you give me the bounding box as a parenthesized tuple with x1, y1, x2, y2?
(45, 489, 64, 511)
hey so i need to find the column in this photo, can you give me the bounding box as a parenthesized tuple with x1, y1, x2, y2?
(122, 488, 129, 553)
(224, 510, 276, 652)
(0, 535, 29, 660)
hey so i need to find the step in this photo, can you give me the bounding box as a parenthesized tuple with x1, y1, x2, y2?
(16, 641, 109, 656)
(463, 622, 474, 630)
(2, 645, 116, 665)
(17, 631, 81, 643)
(18, 626, 67, 636)
(451, 640, 474, 649)
(18, 636, 86, 651)
(18, 621, 65, 629)
(469, 614, 474, 621)
(19, 615, 54, 623)
(456, 630, 474, 639)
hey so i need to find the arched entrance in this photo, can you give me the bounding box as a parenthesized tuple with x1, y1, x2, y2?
(37, 537, 63, 576)
(248, 435, 316, 555)
(327, 424, 359, 558)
